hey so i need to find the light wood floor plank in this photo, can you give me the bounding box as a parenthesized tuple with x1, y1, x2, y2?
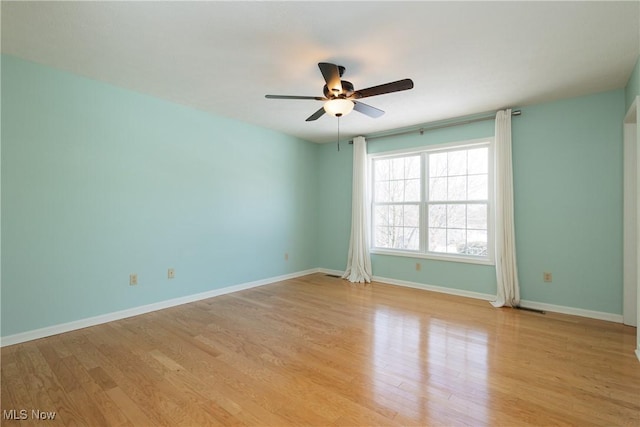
(2, 273, 639, 426)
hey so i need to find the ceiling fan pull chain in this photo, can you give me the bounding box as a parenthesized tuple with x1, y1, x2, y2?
(337, 116, 340, 152)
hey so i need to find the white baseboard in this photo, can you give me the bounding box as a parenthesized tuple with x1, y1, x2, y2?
(0, 268, 320, 347)
(371, 274, 495, 301)
(319, 269, 494, 303)
(2, 267, 627, 347)
(318, 268, 624, 323)
(636, 348, 640, 363)
(317, 268, 494, 300)
(518, 300, 624, 323)
(372, 276, 623, 323)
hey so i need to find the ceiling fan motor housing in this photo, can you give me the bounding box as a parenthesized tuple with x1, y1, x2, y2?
(323, 80, 354, 99)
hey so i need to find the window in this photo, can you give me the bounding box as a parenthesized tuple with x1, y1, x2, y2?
(373, 155, 421, 250)
(370, 139, 493, 264)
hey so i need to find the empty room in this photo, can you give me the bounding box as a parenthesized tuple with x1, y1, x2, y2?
(1, 1, 639, 426)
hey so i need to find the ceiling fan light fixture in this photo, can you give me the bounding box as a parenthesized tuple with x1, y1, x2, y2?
(323, 98, 354, 117)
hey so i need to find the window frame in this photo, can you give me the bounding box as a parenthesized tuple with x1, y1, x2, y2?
(369, 137, 495, 266)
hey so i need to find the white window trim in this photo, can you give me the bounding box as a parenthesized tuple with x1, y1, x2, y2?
(368, 137, 495, 266)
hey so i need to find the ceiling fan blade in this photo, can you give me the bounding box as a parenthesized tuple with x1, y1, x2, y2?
(352, 78, 414, 99)
(305, 107, 326, 122)
(353, 101, 385, 118)
(265, 95, 326, 100)
(318, 62, 343, 95)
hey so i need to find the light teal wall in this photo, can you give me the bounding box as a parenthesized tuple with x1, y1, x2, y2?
(317, 142, 353, 271)
(1, 55, 319, 336)
(625, 55, 640, 111)
(1, 53, 628, 339)
(513, 90, 623, 314)
(318, 90, 625, 315)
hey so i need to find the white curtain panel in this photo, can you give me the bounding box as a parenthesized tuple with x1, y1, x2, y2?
(492, 109, 521, 307)
(343, 136, 373, 283)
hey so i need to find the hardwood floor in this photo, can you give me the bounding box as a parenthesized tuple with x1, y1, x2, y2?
(1, 273, 638, 426)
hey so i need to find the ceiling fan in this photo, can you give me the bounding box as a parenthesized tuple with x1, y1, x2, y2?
(265, 62, 414, 122)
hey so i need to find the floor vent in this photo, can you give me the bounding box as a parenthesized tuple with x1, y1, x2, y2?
(325, 274, 341, 278)
(516, 306, 546, 314)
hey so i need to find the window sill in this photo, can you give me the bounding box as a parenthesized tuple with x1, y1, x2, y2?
(370, 248, 495, 266)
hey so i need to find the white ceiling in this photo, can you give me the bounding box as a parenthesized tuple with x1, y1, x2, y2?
(2, 1, 639, 143)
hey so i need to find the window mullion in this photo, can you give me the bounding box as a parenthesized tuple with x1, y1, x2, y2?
(421, 152, 428, 253)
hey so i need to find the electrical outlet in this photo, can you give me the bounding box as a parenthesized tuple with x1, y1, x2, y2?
(130, 274, 138, 286)
(543, 272, 552, 283)
(416, 262, 421, 271)
(284, 253, 289, 261)
(168, 268, 175, 279)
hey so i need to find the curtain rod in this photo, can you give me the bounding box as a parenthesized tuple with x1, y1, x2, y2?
(349, 109, 521, 144)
